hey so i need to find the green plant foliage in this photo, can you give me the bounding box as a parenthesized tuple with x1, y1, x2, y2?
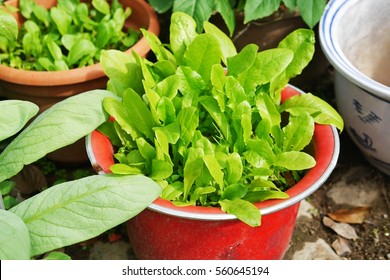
(0, 100, 39, 142)
(100, 12, 343, 227)
(147, 0, 326, 36)
(10, 174, 161, 257)
(0, 91, 162, 259)
(0, 209, 30, 260)
(0, 0, 140, 70)
(0, 90, 115, 182)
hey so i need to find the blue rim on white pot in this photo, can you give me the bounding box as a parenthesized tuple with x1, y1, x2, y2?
(319, 0, 390, 100)
(319, 0, 390, 175)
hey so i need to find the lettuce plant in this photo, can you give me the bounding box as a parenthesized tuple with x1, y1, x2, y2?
(0, 92, 161, 260)
(0, 0, 140, 71)
(99, 12, 343, 227)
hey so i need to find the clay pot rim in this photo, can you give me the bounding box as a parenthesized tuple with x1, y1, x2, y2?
(0, 0, 160, 86)
(86, 85, 340, 220)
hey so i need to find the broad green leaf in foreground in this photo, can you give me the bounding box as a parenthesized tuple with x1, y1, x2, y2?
(0, 90, 115, 182)
(0, 100, 39, 142)
(0, 209, 30, 260)
(9, 174, 161, 257)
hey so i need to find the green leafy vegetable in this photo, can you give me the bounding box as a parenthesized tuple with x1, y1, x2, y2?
(0, 0, 140, 70)
(100, 12, 343, 227)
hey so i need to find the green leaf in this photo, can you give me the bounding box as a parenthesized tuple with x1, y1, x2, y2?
(43, 252, 72, 260)
(161, 181, 183, 201)
(95, 21, 112, 49)
(203, 21, 237, 65)
(0, 9, 18, 42)
(222, 184, 247, 200)
(103, 97, 140, 140)
(141, 29, 175, 63)
(0, 100, 39, 142)
(148, 0, 174, 13)
(155, 75, 181, 100)
(32, 4, 49, 27)
(297, 0, 326, 28)
(238, 48, 293, 93)
(183, 150, 204, 199)
(0, 209, 30, 260)
(176, 65, 205, 106)
(283, 112, 314, 151)
(199, 96, 230, 141)
(272, 29, 315, 94)
(246, 139, 276, 166)
(225, 153, 243, 185)
(0, 180, 16, 196)
(9, 174, 161, 257)
(122, 88, 155, 140)
(202, 155, 224, 187)
(274, 151, 316, 170)
(244, 0, 281, 23)
(255, 91, 281, 127)
(92, 0, 111, 15)
(283, 0, 297, 11)
(183, 33, 222, 82)
(150, 159, 173, 180)
(244, 189, 289, 203)
(173, 0, 214, 33)
(220, 199, 261, 227)
(169, 12, 198, 62)
(44, 36, 63, 61)
(50, 7, 72, 35)
(214, 0, 236, 36)
(0, 90, 114, 182)
(156, 97, 176, 125)
(281, 93, 344, 132)
(227, 44, 259, 77)
(67, 39, 96, 67)
(19, 0, 35, 19)
(101, 50, 143, 96)
(110, 163, 142, 175)
(178, 106, 199, 145)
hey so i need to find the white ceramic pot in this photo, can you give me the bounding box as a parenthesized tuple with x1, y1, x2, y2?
(319, 0, 390, 175)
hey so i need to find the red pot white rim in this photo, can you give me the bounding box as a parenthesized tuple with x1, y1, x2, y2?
(86, 85, 340, 221)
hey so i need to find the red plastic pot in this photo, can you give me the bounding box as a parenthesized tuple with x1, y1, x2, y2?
(86, 86, 340, 260)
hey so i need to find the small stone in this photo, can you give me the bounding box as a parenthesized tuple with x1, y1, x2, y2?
(291, 239, 341, 260)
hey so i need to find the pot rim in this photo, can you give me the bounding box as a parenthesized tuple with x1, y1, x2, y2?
(0, 0, 160, 86)
(86, 85, 340, 221)
(319, 0, 390, 101)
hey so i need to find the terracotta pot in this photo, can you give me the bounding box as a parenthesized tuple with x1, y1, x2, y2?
(0, 0, 160, 163)
(86, 85, 340, 260)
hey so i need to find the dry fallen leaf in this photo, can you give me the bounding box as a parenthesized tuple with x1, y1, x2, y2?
(332, 236, 351, 257)
(328, 207, 371, 224)
(323, 216, 359, 240)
